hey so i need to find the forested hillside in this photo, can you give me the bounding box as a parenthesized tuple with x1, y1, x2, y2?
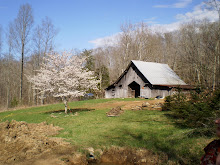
(91, 21, 220, 89)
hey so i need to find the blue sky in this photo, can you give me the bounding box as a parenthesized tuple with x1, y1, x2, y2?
(0, 0, 216, 51)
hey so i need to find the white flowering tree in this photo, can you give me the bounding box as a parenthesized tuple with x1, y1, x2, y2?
(28, 52, 99, 113)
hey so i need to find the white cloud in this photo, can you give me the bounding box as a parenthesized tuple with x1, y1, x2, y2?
(89, 2, 219, 48)
(173, 0, 192, 8)
(144, 17, 158, 24)
(151, 2, 218, 33)
(150, 22, 181, 33)
(89, 33, 121, 48)
(176, 3, 218, 22)
(154, 5, 170, 8)
(154, 0, 192, 8)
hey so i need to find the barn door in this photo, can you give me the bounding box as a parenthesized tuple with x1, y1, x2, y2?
(128, 81, 140, 98)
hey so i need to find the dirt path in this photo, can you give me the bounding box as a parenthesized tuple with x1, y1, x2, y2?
(82, 99, 164, 111)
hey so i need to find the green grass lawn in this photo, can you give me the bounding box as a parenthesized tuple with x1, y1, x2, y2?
(0, 98, 214, 164)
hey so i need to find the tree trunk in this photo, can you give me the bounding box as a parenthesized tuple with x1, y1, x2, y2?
(20, 42, 24, 102)
(213, 55, 216, 91)
(6, 84, 10, 109)
(28, 82, 32, 105)
(99, 70, 102, 90)
(33, 87, 36, 105)
(213, 38, 219, 91)
(40, 92, 44, 105)
(63, 97, 68, 114)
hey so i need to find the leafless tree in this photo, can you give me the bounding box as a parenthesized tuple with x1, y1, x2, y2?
(4, 25, 15, 108)
(32, 17, 58, 105)
(10, 3, 34, 102)
(0, 24, 21, 109)
(33, 16, 58, 67)
(204, 0, 220, 89)
(0, 25, 2, 58)
(205, 0, 220, 22)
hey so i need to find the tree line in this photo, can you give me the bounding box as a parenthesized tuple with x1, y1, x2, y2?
(0, 3, 58, 109)
(91, 20, 220, 90)
(0, 1, 219, 110)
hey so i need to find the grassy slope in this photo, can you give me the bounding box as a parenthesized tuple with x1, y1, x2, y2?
(0, 98, 213, 164)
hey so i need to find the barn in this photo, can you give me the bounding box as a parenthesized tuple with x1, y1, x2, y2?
(105, 60, 191, 98)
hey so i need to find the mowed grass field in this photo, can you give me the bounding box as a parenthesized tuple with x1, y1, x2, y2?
(0, 98, 214, 164)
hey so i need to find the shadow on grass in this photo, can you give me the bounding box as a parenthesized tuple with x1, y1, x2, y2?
(163, 112, 189, 129)
(44, 108, 95, 114)
(164, 112, 215, 138)
(121, 119, 168, 125)
(125, 132, 186, 164)
(103, 127, 199, 165)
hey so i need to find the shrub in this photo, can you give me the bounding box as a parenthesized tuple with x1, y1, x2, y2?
(10, 97, 19, 108)
(162, 88, 220, 136)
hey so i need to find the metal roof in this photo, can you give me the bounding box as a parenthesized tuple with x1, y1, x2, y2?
(131, 60, 187, 86)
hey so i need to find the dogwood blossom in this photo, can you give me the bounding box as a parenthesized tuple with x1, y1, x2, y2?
(28, 52, 99, 113)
